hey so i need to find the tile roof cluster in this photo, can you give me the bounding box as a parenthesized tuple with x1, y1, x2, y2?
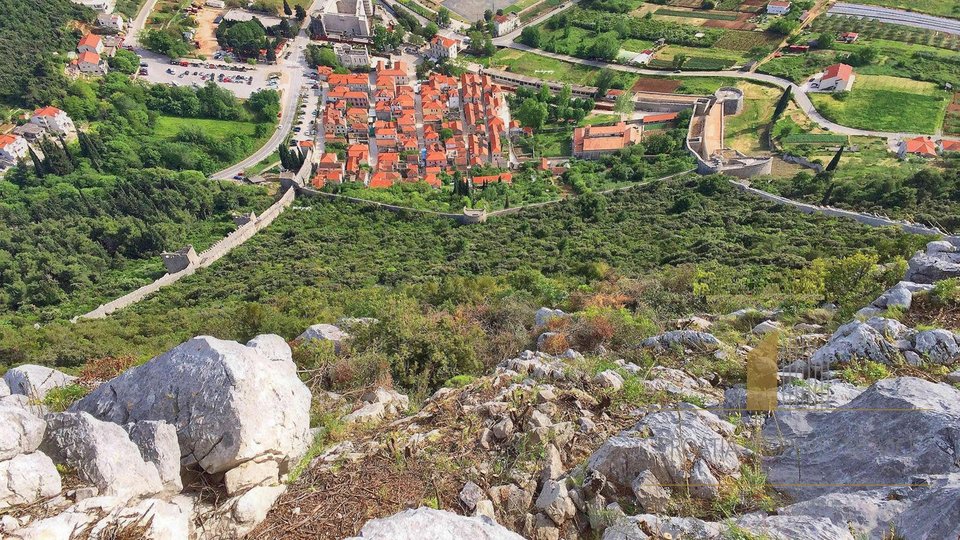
(573, 122, 641, 156)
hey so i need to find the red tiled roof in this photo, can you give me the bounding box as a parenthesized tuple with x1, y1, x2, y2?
(79, 34, 102, 48)
(0, 134, 20, 149)
(942, 139, 960, 152)
(904, 137, 937, 156)
(823, 63, 853, 82)
(33, 106, 63, 117)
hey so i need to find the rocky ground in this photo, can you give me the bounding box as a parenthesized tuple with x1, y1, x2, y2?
(2, 239, 960, 539)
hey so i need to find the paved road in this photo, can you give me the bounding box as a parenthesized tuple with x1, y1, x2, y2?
(500, 42, 937, 139)
(830, 2, 960, 35)
(126, 0, 160, 47)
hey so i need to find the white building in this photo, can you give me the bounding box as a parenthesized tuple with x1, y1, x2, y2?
(78, 34, 104, 55)
(30, 107, 76, 136)
(430, 35, 458, 60)
(75, 51, 109, 75)
(72, 0, 115, 13)
(319, 0, 374, 38)
(766, 1, 791, 15)
(96, 13, 125, 33)
(0, 135, 29, 166)
(492, 13, 520, 37)
(333, 43, 371, 68)
(818, 63, 855, 92)
(205, 0, 226, 7)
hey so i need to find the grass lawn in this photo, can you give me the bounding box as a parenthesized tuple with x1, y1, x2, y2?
(850, 0, 960, 19)
(580, 113, 620, 126)
(723, 82, 780, 154)
(485, 49, 636, 89)
(534, 129, 573, 157)
(154, 116, 266, 141)
(809, 78, 949, 133)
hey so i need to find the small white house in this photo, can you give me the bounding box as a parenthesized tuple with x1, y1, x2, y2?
(333, 43, 370, 68)
(205, 0, 226, 7)
(96, 13, 125, 33)
(30, 107, 76, 136)
(78, 34, 104, 55)
(75, 51, 109, 75)
(492, 13, 520, 37)
(430, 35, 458, 60)
(766, 1, 791, 15)
(818, 63, 855, 92)
(0, 135, 29, 166)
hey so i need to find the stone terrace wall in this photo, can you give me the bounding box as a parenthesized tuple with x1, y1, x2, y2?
(75, 187, 296, 321)
(730, 181, 957, 241)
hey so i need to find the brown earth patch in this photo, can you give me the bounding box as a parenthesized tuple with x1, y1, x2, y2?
(632, 77, 682, 93)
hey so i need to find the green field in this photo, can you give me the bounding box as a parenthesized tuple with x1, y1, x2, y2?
(781, 133, 849, 145)
(809, 76, 949, 134)
(155, 115, 268, 143)
(483, 49, 637, 89)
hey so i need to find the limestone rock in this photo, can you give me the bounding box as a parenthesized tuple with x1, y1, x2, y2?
(752, 320, 782, 335)
(297, 323, 350, 353)
(630, 470, 670, 513)
(641, 331, 721, 351)
(766, 377, 960, 502)
(588, 407, 741, 501)
(534, 479, 575, 526)
(905, 245, 960, 284)
(0, 452, 61, 509)
(913, 329, 960, 364)
(642, 367, 721, 406)
(41, 412, 164, 499)
(3, 365, 76, 399)
(535, 308, 567, 327)
(540, 444, 563, 484)
(124, 420, 182, 494)
(593, 370, 624, 390)
(224, 459, 280, 494)
(72, 336, 311, 475)
(343, 387, 409, 424)
(9, 496, 191, 540)
(0, 378, 8, 398)
(794, 318, 905, 373)
(460, 481, 485, 511)
(246, 334, 296, 375)
(0, 401, 46, 460)
(673, 316, 712, 331)
(346, 507, 525, 540)
(736, 514, 856, 540)
(603, 514, 722, 540)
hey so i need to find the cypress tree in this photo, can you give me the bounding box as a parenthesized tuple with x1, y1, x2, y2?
(772, 86, 792, 120)
(825, 145, 844, 172)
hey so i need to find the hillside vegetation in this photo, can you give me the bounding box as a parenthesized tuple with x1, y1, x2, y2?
(0, 0, 90, 108)
(2, 176, 927, 374)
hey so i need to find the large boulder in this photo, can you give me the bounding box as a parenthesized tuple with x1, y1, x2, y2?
(641, 331, 721, 351)
(124, 420, 183, 494)
(0, 452, 61, 509)
(342, 387, 409, 424)
(735, 514, 856, 540)
(40, 412, 164, 499)
(3, 365, 76, 399)
(246, 334, 297, 375)
(72, 336, 311, 475)
(345, 507, 525, 540)
(602, 515, 722, 540)
(905, 242, 960, 284)
(766, 377, 960, 502)
(588, 406, 742, 502)
(790, 318, 908, 373)
(535, 308, 567, 327)
(297, 323, 350, 353)
(0, 401, 46, 460)
(913, 329, 960, 364)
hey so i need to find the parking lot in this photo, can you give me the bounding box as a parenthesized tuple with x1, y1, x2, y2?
(290, 75, 323, 148)
(136, 52, 286, 99)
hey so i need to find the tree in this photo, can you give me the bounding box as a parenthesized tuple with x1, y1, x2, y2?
(484, 9, 493, 21)
(295, 4, 307, 20)
(520, 26, 542, 48)
(587, 34, 620, 61)
(283, 0, 292, 16)
(108, 49, 139, 75)
(817, 31, 834, 49)
(220, 20, 267, 59)
(595, 69, 615, 98)
(847, 46, 878, 66)
(422, 22, 439, 39)
(266, 41, 277, 63)
(644, 133, 677, 155)
(515, 98, 548, 130)
(769, 18, 799, 35)
(772, 86, 792, 120)
(436, 7, 451, 27)
(248, 89, 281, 121)
(672, 54, 688, 70)
(613, 92, 633, 119)
(825, 145, 843, 172)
